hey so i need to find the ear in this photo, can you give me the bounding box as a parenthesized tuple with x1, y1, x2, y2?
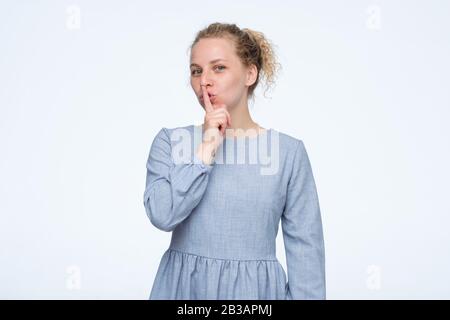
(245, 64, 258, 87)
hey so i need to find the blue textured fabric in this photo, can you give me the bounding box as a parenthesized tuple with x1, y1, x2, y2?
(143, 124, 326, 300)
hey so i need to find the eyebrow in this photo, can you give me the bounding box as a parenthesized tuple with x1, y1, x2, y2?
(190, 59, 228, 68)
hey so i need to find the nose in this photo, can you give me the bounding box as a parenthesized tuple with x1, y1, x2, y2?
(200, 70, 213, 89)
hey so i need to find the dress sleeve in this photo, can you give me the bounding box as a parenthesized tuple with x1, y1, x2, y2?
(143, 127, 214, 232)
(281, 140, 326, 300)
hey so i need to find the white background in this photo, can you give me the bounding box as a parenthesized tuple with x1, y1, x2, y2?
(1, 0, 449, 299)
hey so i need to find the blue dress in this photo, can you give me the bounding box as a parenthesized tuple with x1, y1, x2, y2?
(143, 124, 326, 300)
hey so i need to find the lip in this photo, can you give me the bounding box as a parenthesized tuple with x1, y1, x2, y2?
(200, 93, 215, 100)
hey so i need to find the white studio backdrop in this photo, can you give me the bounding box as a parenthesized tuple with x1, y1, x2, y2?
(0, 0, 449, 299)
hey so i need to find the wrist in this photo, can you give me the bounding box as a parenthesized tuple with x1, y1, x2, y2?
(196, 142, 216, 165)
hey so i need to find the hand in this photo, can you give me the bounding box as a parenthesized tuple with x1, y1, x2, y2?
(196, 86, 232, 165)
(201, 85, 232, 144)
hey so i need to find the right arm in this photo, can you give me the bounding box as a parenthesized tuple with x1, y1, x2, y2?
(144, 85, 232, 232)
(143, 127, 215, 232)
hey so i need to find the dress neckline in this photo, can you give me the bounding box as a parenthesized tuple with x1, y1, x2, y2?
(196, 124, 271, 140)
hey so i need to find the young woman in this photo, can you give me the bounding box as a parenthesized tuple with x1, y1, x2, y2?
(143, 22, 326, 300)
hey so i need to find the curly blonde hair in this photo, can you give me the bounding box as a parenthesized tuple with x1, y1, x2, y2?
(187, 22, 282, 101)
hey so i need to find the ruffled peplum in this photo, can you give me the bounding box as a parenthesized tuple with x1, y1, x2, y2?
(149, 248, 288, 300)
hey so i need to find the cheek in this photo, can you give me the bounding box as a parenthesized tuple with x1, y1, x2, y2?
(222, 73, 243, 93)
(219, 82, 244, 107)
(191, 78, 202, 96)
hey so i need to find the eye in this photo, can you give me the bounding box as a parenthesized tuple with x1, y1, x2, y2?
(190, 65, 226, 76)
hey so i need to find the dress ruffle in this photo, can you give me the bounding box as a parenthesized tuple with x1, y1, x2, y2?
(149, 248, 288, 300)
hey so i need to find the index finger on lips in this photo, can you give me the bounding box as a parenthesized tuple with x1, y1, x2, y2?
(202, 86, 214, 113)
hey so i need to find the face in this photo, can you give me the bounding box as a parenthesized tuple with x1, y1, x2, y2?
(190, 37, 257, 111)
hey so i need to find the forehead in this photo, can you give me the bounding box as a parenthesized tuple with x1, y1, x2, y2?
(190, 37, 237, 65)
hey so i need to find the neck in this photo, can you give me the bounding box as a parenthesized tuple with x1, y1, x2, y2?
(228, 107, 256, 130)
(227, 93, 261, 131)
